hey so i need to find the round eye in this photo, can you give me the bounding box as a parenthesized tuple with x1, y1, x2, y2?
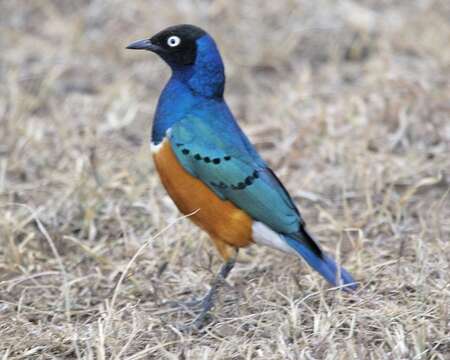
(167, 35, 181, 47)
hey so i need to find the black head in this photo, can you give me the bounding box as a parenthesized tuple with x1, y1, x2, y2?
(126, 24, 207, 67)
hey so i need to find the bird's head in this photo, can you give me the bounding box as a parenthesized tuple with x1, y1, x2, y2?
(127, 24, 225, 97)
(127, 24, 206, 67)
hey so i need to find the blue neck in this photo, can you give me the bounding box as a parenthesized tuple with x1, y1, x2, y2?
(152, 78, 197, 144)
(183, 35, 225, 98)
(152, 35, 225, 144)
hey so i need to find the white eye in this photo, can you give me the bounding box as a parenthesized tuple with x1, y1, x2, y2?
(167, 35, 181, 47)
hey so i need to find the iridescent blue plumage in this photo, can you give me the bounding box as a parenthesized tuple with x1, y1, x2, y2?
(148, 28, 356, 290)
(152, 35, 225, 143)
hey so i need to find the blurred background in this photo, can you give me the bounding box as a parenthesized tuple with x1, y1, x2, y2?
(1, 0, 449, 358)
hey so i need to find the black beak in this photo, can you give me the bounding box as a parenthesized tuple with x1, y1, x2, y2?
(126, 38, 160, 51)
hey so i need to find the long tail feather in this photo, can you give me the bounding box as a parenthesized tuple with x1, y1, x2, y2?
(284, 233, 357, 291)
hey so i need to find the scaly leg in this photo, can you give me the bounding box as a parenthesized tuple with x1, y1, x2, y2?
(165, 253, 237, 313)
(190, 255, 237, 329)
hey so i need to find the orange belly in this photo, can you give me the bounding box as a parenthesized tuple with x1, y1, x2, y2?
(152, 139, 253, 259)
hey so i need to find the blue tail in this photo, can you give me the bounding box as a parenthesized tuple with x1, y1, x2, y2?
(284, 230, 357, 291)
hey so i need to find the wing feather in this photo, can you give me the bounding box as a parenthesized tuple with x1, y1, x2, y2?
(169, 115, 303, 234)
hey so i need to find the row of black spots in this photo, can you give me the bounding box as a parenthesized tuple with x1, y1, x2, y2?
(202, 156, 221, 164)
(210, 181, 228, 189)
(179, 148, 232, 165)
(230, 170, 260, 191)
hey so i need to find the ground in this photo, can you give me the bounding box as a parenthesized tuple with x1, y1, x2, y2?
(1, 0, 450, 359)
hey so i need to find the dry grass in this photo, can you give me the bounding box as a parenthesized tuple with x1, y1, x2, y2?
(1, 0, 450, 358)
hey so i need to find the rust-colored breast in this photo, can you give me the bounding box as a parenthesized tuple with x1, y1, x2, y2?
(153, 139, 253, 259)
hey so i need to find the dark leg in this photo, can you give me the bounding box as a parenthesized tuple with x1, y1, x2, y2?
(191, 255, 236, 329)
(165, 253, 237, 314)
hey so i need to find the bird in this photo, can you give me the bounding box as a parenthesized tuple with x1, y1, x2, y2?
(127, 24, 357, 327)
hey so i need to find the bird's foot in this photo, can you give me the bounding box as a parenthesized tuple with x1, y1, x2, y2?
(175, 256, 237, 331)
(174, 281, 222, 332)
(191, 282, 220, 329)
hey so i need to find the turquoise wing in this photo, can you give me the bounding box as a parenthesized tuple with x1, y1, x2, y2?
(168, 115, 303, 234)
